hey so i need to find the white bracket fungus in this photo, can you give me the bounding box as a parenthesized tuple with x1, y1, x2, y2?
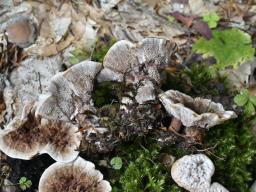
(171, 154, 229, 192)
(36, 61, 102, 122)
(159, 90, 237, 128)
(39, 156, 111, 192)
(98, 37, 176, 104)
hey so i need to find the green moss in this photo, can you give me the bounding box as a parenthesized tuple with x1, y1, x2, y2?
(193, 29, 255, 69)
(162, 63, 227, 96)
(204, 119, 256, 191)
(110, 142, 183, 192)
(92, 35, 116, 63)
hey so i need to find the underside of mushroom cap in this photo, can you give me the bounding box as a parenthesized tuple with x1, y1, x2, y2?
(171, 154, 215, 192)
(39, 119, 82, 162)
(0, 111, 40, 160)
(39, 157, 111, 192)
(159, 90, 237, 128)
(0, 104, 82, 162)
(36, 61, 102, 121)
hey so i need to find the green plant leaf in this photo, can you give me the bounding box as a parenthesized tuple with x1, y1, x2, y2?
(203, 12, 220, 28)
(110, 157, 123, 170)
(249, 96, 256, 106)
(19, 177, 32, 191)
(234, 89, 249, 106)
(193, 29, 255, 69)
(245, 102, 255, 116)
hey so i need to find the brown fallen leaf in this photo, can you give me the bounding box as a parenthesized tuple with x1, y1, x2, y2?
(193, 21, 212, 40)
(170, 11, 195, 27)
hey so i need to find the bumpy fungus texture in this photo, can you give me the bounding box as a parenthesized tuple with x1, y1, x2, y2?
(98, 37, 176, 104)
(0, 105, 81, 162)
(171, 154, 229, 192)
(38, 157, 111, 192)
(36, 61, 102, 122)
(171, 154, 215, 192)
(159, 90, 237, 128)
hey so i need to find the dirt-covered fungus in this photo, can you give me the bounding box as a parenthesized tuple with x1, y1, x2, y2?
(36, 61, 102, 122)
(6, 17, 36, 48)
(171, 154, 215, 192)
(159, 90, 237, 128)
(0, 104, 82, 162)
(98, 37, 176, 104)
(38, 157, 111, 192)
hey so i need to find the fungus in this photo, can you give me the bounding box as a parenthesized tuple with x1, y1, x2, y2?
(159, 90, 237, 128)
(171, 154, 214, 192)
(98, 37, 176, 104)
(6, 17, 36, 48)
(0, 103, 82, 162)
(36, 61, 102, 122)
(38, 157, 111, 192)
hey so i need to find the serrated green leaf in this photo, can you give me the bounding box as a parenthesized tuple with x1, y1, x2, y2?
(234, 90, 249, 106)
(193, 29, 255, 69)
(203, 12, 220, 29)
(249, 96, 256, 106)
(245, 102, 255, 116)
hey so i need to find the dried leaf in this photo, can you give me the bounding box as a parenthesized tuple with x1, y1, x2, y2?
(170, 11, 194, 27)
(193, 21, 212, 39)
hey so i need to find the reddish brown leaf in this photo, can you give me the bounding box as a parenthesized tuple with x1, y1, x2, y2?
(170, 11, 194, 27)
(193, 21, 212, 40)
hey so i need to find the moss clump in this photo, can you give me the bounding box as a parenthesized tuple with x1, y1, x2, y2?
(204, 119, 256, 191)
(162, 63, 227, 96)
(91, 35, 116, 63)
(110, 142, 183, 192)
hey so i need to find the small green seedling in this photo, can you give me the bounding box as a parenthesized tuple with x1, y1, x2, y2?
(110, 157, 123, 170)
(234, 89, 256, 116)
(19, 177, 32, 191)
(203, 12, 220, 29)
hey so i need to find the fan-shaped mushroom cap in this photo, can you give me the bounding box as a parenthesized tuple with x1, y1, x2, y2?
(39, 119, 82, 162)
(36, 61, 102, 121)
(98, 38, 176, 104)
(0, 117, 40, 160)
(209, 182, 229, 192)
(136, 38, 174, 66)
(171, 154, 215, 192)
(0, 104, 82, 162)
(159, 90, 237, 128)
(38, 157, 111, 192)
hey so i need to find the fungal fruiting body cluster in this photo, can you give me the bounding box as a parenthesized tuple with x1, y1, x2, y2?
(0, 37, 237, 191)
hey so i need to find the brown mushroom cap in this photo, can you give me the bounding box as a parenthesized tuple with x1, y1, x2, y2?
(6, 17, 36, 48)
(38, 157, 111, 192)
